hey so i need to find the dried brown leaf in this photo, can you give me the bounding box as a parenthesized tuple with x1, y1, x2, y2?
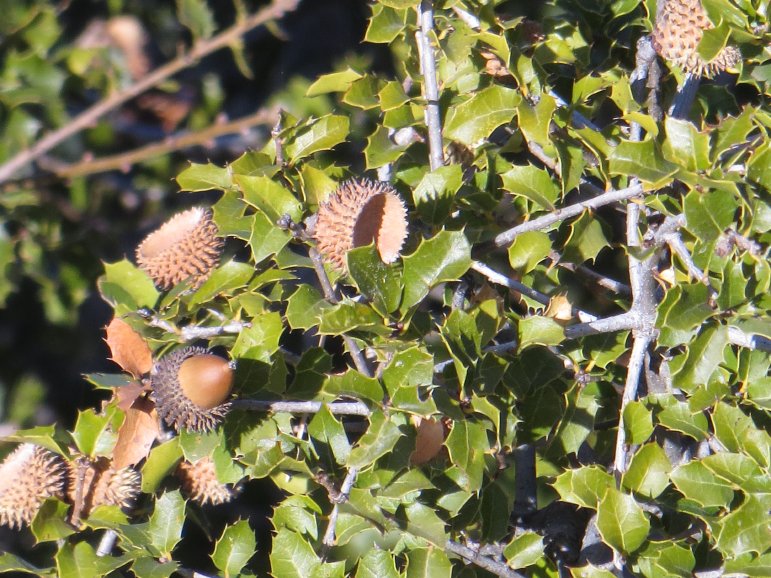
(112, 396, 159, 469)
(105, 317, 153, 377)
(409, 416, 447, 465)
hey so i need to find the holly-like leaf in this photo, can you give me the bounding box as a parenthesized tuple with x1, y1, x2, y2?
(212, 520, 256, 578)
(596, 488, 650, 555)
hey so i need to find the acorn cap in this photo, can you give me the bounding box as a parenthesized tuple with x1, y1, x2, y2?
(176, 456, 235, 506)
(151, 346, 233, 432)
(0, 444, 66, 529)
(67, 457, 141, 521)
(136, 207, 223, 290)
(314, 179, 408, 272)
(652, 0, 741, 78)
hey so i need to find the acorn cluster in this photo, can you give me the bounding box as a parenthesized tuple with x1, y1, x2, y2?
(314, 178, 408, 272)
(0, 445, 140, 529)
(136, 206, 223, 290)
(150, 346, 234, 433)
(652, 0, 741, 77)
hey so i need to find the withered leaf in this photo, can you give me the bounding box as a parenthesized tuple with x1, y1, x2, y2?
(409, 416, 447, 465)
(105, 317, 153, 377)
(113, 396, 159, 469)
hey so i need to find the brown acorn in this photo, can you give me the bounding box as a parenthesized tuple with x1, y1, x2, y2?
(136, 207, 223, 290)
(67, 456, 141, 525)
(151, 347, 234, 432)
(652, 0, 741, 78)
(176, 456, 235, 506)
(0, 444, 67, 529)
(314, 179, 408, 272)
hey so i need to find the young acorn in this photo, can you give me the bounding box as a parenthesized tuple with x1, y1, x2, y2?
(151, 346, 234, 432)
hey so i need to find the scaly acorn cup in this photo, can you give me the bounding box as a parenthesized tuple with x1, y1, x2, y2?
(151, 346, 234, 433)
(136, 207, 223, 290)
(176, 456, 235, 506)
(314, 178, 408, 272)
(652, 0, 741, 78)
(67, 457, 141, 524)
(0, 444, 67, 529)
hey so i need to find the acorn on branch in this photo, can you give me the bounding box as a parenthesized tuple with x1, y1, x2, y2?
(313, 179, 408, 272)
(176, 456, 235, 506)
(651, 0, 741, 78)
(0, 444, 67, 529)
(151, 346, 234, 432)
(136, 207, 223, 290)
(67, 457, 141, 525)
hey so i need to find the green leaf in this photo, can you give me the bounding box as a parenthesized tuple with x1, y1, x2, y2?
(748, 143, 771, 190)
(671, 325, 728, 391)
(504, 531, 545, 569)
(683, 188, 739, 241)
(364, 125, 408, 169)
(249, 211, 291, 265)
(562, 210, 609, 263)
(55, 542, 132, 578)
(355, 550, 400, 578)
(697, 20, 730, 62)
(444, 85, 521, 146)
(176, 162, 233, 191)
(31, 499, 75, 542)
(3, 425, 66, 455)
(141, 438, 183, 493)
(444, 420, 488, 492)
(624, 400, 654, 445)
(596, 488, 650, 555)
(378, 80, 410, 110)
(622, 443, 672, 499)
(670, 461, 734, 509)
(323, 369, 383, 403)
(284, 115, 349, 161)
(70, 406, 121, 457)
(342, 75, 382, 110)
(365, 4, 408, 44)
(500, 164, 560, 210)
(657, 284, 714, 346)
(269, 529, 321, 578)
(308, 405, 351, 466)
(552, 466, 615, 509)
(518, 316, 565, 349)
(306, 68, 362, 96)
(273, 495, 321, 538)
(508, 231, 551, 273)
(663, 117, 711, 171)
(401, 230, 471, 311)
(131, 557, 178, 578)
(231, 311, 283, 362)
(348, 244, 403, 316)
(0, 553, 52, 576)
(176, 0, 215, 39)
(608, 140, 678, 187)
(187, 260, 254, 306)
(412, 164, 462, 224)
(236, 175, 304, 223)
(317, 300, 386, 335)
(212, 520, 256, 578)
(637, 541, 696, 578)
(657, 401, 709, 440)
(715, 494, 771, 557)
(405, 547, 452, 578)
(285, 284, 330, 330)
(147, 491, 186, 558)
(347, 412, 403, 468)
(517, 94, 556, 150)
(100, 260, 159, 314)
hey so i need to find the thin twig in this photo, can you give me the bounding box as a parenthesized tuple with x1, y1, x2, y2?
(321, 467, 358, 548)
(0, 0, 300, 183)
(96, 529, 118, 557)
(232, 399, 371, 416)
(308, 248, 372, 377)
(272, 112, 285, 167)
(445, 539, 525, 578)
(416, 1, 444, 170)
(564, 311, 640, 339)
(141, 312, 250, 341)
(48, 108, 278, 179)
(451, 6, 481, 30)
(494, 183, 645, 247)
(555, 258, 632, 297)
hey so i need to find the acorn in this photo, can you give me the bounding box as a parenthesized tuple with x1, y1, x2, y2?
(176, 456, 235, 506)
(136, 207, 223, 290)
(67, 457, 141, 525)
(151, 346, 234, 432)
(314, 178, 408, 272)
(652, 0, 741, 78)
(0, 444, 67, 529)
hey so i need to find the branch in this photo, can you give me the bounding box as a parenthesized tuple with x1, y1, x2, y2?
(321, 467, 358, 548)
(564, 311, 640, 339)
(96, 529, 118, 557)
(48, 108, 278, 179)
(0, 0, 300, 183)
(669, 74, 701, 120)
(494, 183, 645, 247)
(445, 539, 525, 578)
(232, 399, 371, 417)
(416, 1, 444, 170)
(139, 311, 250, 341)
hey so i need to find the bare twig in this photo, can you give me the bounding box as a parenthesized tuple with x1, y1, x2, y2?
(232, 399, 371, 416)
(0, 0, 300, 183)
(564, 311, 640, 339)
(555, 258, 632, 297)
(48, 108, 278, 179)
(140, 312, 250, 341)
(445, 539, 525, 578)
(272, 112, 285, 167)
(321, 467, 358, 548)
(494, 183, 645, 247)
(669, 74, 701, 120)
(96, 529, 118, 557)
(308, 248, 372, 377)
(416, 1, 444, 170)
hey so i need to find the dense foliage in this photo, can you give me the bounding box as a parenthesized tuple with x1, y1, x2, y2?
(1, 0, 770, 577)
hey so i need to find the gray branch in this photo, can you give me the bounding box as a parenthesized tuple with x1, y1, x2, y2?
(416, 1, 445, 170)
(232, 399, 371, 416)
(445, 539, 525, 578)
